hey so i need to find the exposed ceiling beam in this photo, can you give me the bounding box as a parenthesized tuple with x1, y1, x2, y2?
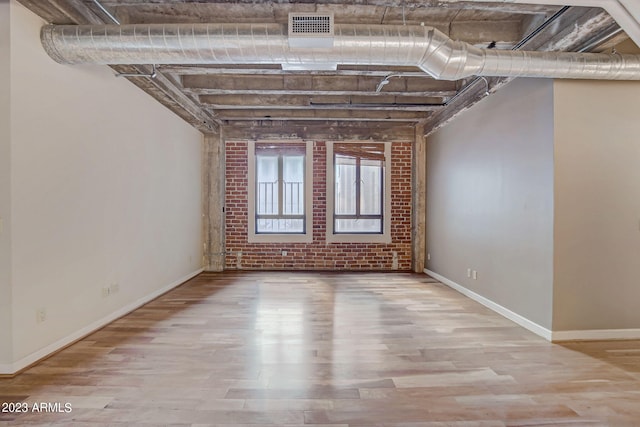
(199, 93, 446, 107)
(121, 65, 219, 133)
(437, 0, 640, 47)
(224, 120, 415, 129)
(207, 104, 442, 112)
(222, 117, 422, 122)
(160, 67, 427, 77)
(523, 6, 619, 52)
(222, 120, 416, 141)
(448, 19, 521, 45)
(17, 0, 72, 23)
(213, 109, 427, 121)
(181, 75, 456, 94)
(98, 0, 561, 15)
(186, 88, 456, 97)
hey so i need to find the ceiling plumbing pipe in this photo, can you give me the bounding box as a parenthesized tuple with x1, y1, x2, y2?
(90, 0, 120, 25)
(41, 23, 640, 80)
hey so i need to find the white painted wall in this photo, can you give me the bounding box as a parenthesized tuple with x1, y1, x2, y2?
(0, 0, 13, 368)
(5, 1, 203, 371)
(553, 80, 640, 331)
(426, 79, 555, 329)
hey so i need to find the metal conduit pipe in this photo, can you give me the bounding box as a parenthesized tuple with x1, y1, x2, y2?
(40, 23, 640, 80)
(90, 0, 120, 25)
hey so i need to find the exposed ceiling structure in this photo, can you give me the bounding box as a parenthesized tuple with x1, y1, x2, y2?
(18, 0, 639, 139)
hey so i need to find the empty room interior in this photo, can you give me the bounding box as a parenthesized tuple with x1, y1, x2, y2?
(2, 0, 640, 424)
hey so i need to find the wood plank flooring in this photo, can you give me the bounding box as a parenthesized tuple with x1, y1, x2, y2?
(2, 271, 640, 426)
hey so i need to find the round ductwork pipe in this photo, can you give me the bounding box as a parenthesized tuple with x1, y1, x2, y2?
(41, 23, 640, 80)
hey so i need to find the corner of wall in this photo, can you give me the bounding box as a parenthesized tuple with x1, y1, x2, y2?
(552, 79, 640, 332)
(0, 0, 14, 369)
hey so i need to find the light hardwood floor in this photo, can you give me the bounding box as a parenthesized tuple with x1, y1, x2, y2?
(2, 271, 640, 426)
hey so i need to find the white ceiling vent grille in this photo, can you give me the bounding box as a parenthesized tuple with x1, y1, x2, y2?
(290, 14, 333, 36)
(288, 13, 334, 49)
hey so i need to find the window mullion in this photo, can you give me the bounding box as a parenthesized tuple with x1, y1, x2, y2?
(301, 159, 306, 233)
(332, 152, 338, 230)
(278, 155, 284, 216)
(355, 156, 361, 218)
(379, 163, 384, 226)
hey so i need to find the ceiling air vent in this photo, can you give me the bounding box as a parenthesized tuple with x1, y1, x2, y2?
(288, 13, 334, 48)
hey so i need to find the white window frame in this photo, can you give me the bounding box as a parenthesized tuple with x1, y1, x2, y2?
(248, 140, 313, 243)
(326, 141, 392, 244)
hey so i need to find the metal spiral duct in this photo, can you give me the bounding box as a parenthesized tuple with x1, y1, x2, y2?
(41, 23, 640, 80)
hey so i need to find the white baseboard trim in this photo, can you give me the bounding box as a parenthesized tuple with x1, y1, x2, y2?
(424, 268, 553, 341)
(552, 328, 640, 342)
(1, 268, 203, 376)
(423, 269, 640, 342)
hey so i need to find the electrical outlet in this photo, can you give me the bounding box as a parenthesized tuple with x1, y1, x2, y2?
(467, 268, 471, 278)
(102, 287, 111, 298)
(427, 253, 431, 261)
(472, 270, 478, 280)
(281, 251, 288, 256)
(36, 308, 46, 323)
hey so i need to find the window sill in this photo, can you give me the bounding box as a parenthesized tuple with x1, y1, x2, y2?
(325, 233, 391, 244)
(248, 233, 313, 244)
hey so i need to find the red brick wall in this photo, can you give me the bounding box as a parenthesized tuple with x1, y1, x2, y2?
(225, 140, 412, 270)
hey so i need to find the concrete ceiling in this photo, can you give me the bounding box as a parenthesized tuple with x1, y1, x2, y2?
(18, 0, 633, 138)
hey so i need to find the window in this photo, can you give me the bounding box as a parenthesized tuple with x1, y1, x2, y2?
(334, 143, 384, 233)
(326, 142, 392, 243)
(248, 141, 313, 243)
(255, 145, 305, 233)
